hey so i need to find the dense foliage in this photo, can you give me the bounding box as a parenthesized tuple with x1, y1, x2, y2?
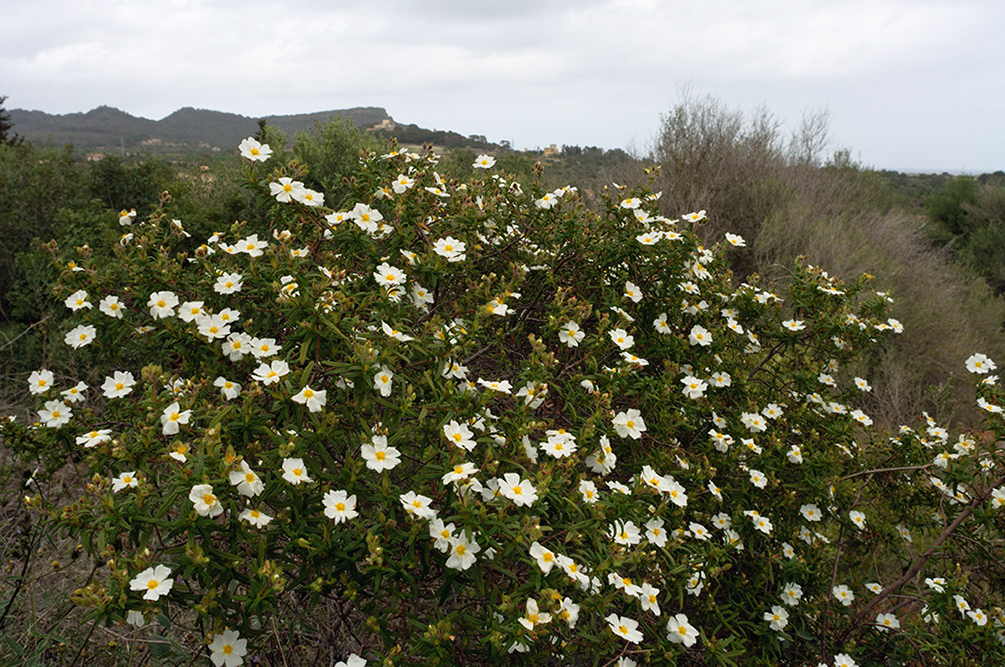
(5, 137, 1005, 667)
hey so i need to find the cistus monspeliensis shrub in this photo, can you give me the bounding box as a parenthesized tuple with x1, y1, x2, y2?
(7, 137, 1005, 667)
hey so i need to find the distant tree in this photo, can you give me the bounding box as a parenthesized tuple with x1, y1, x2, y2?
(0, 95, 22, 146)
(925, 176, 978, 237)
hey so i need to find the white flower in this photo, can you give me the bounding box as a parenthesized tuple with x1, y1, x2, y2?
(251, 360, 290, 385)
(609, 328, 634, 350)
(764, 605, 789, 631)
(147, 291, 178, 319)
(239, 136, 272, 162)
(214, 272, 243, 294)
(65, 289, 92, 311)
(209, 629, 247, 667)
(965, 353, 996, 374)
(292, 385, 327, 412)
(446, 533, 480, 570)
(606, 614, 643, 643)
(270, 177, 306, 203)
(189, 484, 223, 518)
(498, 472, 538, 507)
(160, 402, 191, 435)
(740, 412, 767, 433)
(875, 613, 900, 632)
(559, 320, 585, 347)
(214, 376, 242, 400)
(968, 608, 988, 626)
(442, 462, 478, 485)
(129, 564, 173, 601)
(38, 400, 72, 428)
(781, 582, 803, 606)
(442, 421, 476, 451)
(782, 320, 805, 332)
(64, 324, 97, 349)
(28, 369, 55, 395)
(612, 408, 646, 439)
(681, 376, 708, 399)
(373, 366, 394, 397)
(196, 314, 230, 341)
(323, 490, 359, 523)
(334, 654, 366, 667)
(623, 281, 642, 303)
(610, 520, 642, 545)
(688, 324, 712, 346)
(281, 458, 313, 485)
(228, 461, 264, 497)
(833, 584, 855, 606)
(373, 262, 406, 287)
(516, 381, 547, 408)
(476, 378, 512, 394)
(850, 409, 873, 426)
(725, 232, 746, 247)
(433, 236, 467, 262)
(800, 504, 822, 522)
(238, 507, 272, 528)
(112, 471, 138, 492)
(362, 435, 401, 472)
(411, 283, 434, 309)
(74, 429, 111, 450)
(666, 613, 698, 646)
(849, 510, 867, 530)
(518, 597, 552, 630)
(473, 154, 496, 169)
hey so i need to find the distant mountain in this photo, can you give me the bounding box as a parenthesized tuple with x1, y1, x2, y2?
(8, 106, 393, 151)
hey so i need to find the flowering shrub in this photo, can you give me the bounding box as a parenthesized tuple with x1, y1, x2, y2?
(6, 137, 1005, 667)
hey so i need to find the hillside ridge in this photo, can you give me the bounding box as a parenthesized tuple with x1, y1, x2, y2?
(8, 105, 393, 151)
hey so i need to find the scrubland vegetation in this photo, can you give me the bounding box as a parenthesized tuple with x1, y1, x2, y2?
(1, 95, 1004, 666)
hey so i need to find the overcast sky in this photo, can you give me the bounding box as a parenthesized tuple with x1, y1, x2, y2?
(3, 0, 1003, 172)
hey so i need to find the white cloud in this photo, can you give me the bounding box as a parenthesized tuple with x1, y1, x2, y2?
(2, 0, 1003, 169)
